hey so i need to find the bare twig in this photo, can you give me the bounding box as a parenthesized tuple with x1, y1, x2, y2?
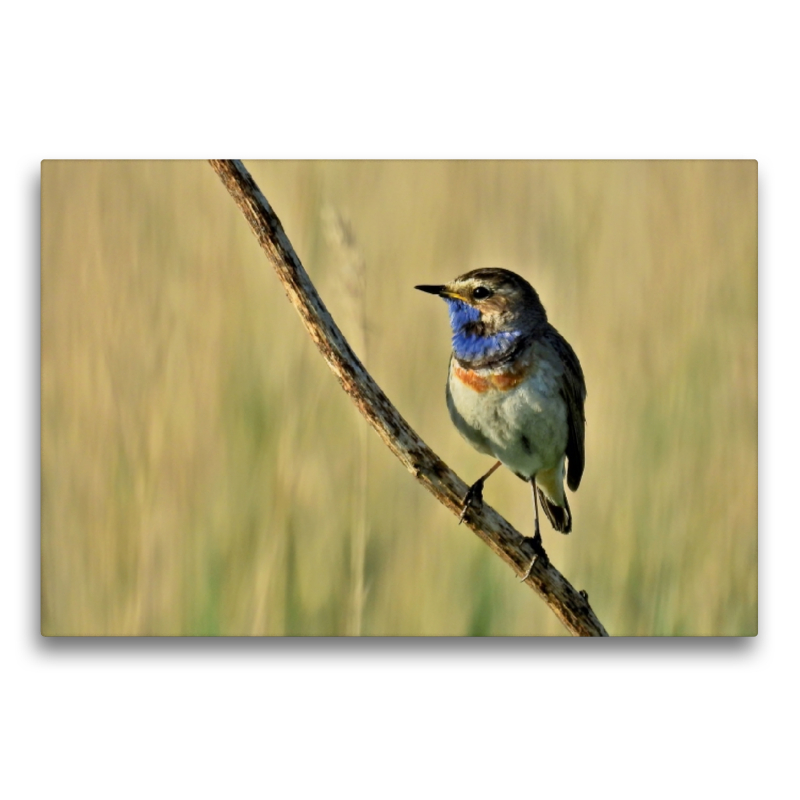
(209, 159, 609, 637)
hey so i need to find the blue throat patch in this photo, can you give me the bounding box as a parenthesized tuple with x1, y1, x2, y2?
(444, 297, 520, 363)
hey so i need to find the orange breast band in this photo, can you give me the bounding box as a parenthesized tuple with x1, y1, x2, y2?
(453, 362, 528, 393)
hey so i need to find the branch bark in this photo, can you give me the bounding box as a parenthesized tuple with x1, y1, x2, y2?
(209, 159, 609, 637)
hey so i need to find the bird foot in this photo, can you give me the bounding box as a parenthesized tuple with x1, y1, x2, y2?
(520, 522, 549, 581)
(458, 479, 485, 525)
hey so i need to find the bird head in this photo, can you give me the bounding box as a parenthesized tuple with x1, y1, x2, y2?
(415, 268, 547, 363)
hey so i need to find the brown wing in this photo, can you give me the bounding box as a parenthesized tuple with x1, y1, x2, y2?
(547, 327, 587, 492)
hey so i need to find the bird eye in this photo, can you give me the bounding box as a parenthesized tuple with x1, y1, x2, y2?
(472, 286, 493, 300)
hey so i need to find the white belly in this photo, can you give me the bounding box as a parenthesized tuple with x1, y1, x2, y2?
(446, 357, 569, 480)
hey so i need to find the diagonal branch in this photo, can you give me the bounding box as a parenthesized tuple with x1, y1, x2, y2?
(209, 159, 609, 637)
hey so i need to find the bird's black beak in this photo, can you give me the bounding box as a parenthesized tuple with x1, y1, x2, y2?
(414, 284, 446, 296)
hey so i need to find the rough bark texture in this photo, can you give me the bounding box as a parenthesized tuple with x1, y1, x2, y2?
(209, 159, 609, 637)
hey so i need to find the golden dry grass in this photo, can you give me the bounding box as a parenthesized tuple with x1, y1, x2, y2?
(41, 160, 757, 636)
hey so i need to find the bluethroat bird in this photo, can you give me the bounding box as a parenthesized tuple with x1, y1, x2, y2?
(416, 268, 586, 579)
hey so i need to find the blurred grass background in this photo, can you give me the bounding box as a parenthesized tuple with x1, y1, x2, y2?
(40, 160, 757, 636)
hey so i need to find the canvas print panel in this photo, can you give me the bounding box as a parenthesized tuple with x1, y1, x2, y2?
(40, 160, 757, 636)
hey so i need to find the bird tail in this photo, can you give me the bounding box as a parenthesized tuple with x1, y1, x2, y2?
(538, 488, 571, 534)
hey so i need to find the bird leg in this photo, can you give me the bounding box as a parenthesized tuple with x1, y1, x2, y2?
(459, 460, 502, 524)
(520, 478, 549, 580)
